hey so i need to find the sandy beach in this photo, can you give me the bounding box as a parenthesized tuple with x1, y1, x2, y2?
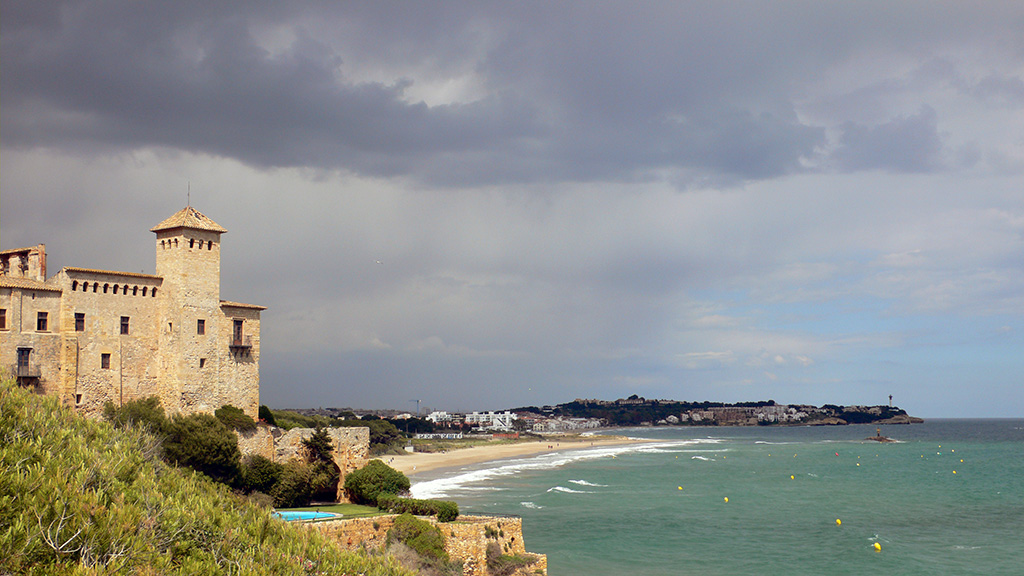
(386, 435, 648, 476)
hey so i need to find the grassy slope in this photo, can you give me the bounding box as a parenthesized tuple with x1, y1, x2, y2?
(0, 376, 415, 576)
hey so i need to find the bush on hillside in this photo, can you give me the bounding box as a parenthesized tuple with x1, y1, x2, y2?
(269, 460, 316, 508)
(162, 413, 241, 483)
(344, 460, 410, 505)
(215, 404, 258, 432)
(387, 513, 448, 562)
(258, 404, 278, 427)
(486, 542, 540, 576)
(377, 494, 459, 522)
(238, 454, 284, 494)
(102, 396, 167, 433)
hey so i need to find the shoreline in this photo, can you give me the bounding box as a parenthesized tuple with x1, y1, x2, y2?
(384, 434, 650, 477)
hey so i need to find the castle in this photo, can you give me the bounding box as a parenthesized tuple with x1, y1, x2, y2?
(1, 206, 263, 418)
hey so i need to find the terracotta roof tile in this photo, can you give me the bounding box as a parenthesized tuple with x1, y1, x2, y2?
(63, 267, 162, 280)
(220, 300, 267, 310)
(150, 206, 227, 233)
(0, 276, 61, 292)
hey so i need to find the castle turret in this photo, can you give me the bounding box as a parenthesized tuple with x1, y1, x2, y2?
(151, 206, 226, 308)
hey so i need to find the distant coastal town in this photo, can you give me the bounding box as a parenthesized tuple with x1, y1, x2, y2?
(288, 395, 923, 435)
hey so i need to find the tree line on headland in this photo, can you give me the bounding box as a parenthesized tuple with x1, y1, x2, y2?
(508, 396, 921, 427)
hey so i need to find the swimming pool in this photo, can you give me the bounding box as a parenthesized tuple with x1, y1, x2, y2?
(271, 511, 339, 521)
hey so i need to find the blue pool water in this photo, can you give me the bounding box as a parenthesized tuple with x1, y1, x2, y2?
(272, 510, 338, 521)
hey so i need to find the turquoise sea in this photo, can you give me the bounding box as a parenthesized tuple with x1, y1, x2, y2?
(411, 420, 1024, 575)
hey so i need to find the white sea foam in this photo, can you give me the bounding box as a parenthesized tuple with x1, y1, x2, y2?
(520, 501, 544, 509)
(547, 486, 593, 494)
(410, 439, 712, 499)
(568, 479, 608, 487)
(691, 455, 715, 461)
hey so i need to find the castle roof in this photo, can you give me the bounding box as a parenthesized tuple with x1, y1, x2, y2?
(62, 267, 162, 280)
(220, 300, 267, 310)
(0, 276, 61, 292)
(150, 206, 227, 234)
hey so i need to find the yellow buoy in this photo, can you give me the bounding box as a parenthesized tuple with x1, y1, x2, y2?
(873, 542, 882, 552)
(953, 470, 957, 474)
(960, 459, 963, 463)
(836, 519, 841, 526)
(856, 463, 860, 466)
(790, 475, 795, 480)
(724, 497, 729, 503)
(678, 486, 683, 490)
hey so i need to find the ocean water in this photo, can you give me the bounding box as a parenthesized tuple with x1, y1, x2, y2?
(411, 420, 1024, 575)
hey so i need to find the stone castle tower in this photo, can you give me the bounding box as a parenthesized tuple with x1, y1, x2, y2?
(1, 206, 264, 418)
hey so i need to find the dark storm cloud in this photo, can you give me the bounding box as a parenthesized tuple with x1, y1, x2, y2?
(833, 107, 943, 172)
(12, 1, 1020, 186)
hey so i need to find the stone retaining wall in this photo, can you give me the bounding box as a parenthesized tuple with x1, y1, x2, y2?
(307, 515, 547, 576)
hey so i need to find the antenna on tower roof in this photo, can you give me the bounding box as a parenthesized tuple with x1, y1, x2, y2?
(187, 181, 191, 207)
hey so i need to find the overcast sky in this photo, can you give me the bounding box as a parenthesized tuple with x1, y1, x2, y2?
(3, 1, 1023, 417)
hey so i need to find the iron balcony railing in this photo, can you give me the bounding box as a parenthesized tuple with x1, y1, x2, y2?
(230, 335, 253, 349)
(11, 364, 42, 378)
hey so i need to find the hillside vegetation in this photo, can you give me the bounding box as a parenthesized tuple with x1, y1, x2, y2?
(0, 374, 415, 576)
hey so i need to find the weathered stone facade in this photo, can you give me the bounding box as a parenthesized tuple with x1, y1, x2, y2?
(308, 515, 547, 576)
(1, 207, 264, 418)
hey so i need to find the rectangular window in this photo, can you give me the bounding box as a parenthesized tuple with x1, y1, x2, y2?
(75, 394, 83, 405)
(37, 311, 48, 332)
(233, 319, 244, 345)
(199, 358, 206, 368)
(197, 319, 205, 335)
(75, 312, 85, 332)
(0, 308, 6, 330)
(17, 348, 31, 369)
(120, 316, 130, 335)
(101, 353, 111, 369)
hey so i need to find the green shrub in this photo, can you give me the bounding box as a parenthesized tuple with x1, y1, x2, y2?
(387, 513, 448, 562)
(258, 404, 278, 427)
(215, 404, 257, 432)
(344, 460, 410, 505)
(377, 495, 459, 522)
(238, 455, 284, 494)
(270, 460, 316, 508)
(162, 413, 241, 482)
(486, 542, 540, 576)
(102, 396, 167, 433)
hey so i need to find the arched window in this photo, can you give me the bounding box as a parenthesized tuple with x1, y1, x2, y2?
(189, 238, 195, 248)
(151, 288, 157, 297)
(132, 286, 138, 296)
(103, 283, 109, 293)
(198, 240, 203, 249)
(92, 283, 98, 293)
(207, 242, 213, 250)
(72, 280, 78, 290)
(123, 284, 129, 295)
(113, 285, 119, 295)
(141, 287, 148, 296)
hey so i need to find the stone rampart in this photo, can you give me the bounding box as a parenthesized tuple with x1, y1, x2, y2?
(237, 426, 370, 501)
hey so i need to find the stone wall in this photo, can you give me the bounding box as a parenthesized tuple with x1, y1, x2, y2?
(236, 426, 370, 502)
(308, 515, 547, 576)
